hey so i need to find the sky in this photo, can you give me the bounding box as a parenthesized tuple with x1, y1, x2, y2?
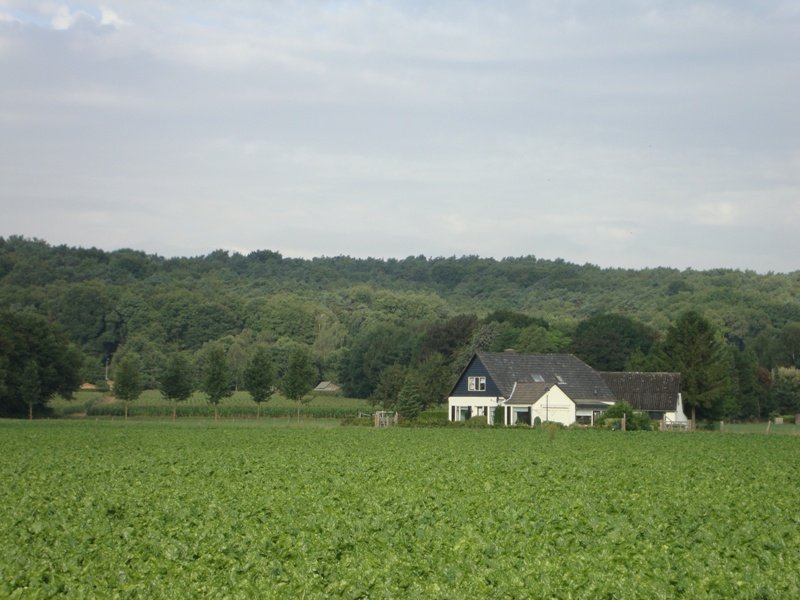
(1, 1, 798, 272)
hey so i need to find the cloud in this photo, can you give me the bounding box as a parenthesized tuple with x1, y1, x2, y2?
(99, 6, 127, 28)
(691, 202, 741, 227)
(0, 0, 798, 272)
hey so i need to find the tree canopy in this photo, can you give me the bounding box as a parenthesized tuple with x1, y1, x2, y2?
(160, 353, 194, 419)
(659, 311, 734, 422)
(2, 236, 800, 421)
(200, 346, 233, 420)
(244, 346, 276, 418)
(0, 312, 82, 418)
(281, 347, 317, 418)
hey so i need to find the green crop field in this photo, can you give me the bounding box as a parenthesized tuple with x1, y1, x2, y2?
(2, 421, 799, 598)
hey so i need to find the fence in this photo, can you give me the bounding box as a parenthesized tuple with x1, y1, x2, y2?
(373, 411, 398, 428)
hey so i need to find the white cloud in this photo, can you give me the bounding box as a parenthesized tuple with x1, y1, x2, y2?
(0, 0, 798, 271)
(99, 6, 128, 28)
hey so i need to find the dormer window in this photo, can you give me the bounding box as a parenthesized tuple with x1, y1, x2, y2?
(555, 375, 566, 385)
(532, 374, 545, 383)
(468, 376, 486, 391)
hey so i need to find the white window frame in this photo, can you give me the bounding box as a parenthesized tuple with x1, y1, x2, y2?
(468, 376, 486, 392)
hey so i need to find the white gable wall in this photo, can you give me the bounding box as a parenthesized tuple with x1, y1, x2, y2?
(531, 386, 575, 426)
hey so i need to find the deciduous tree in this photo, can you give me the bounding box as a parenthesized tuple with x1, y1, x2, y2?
(114, 353, 143, 419)
(281, 347, 317, 419)
(371, 364, 407, 409)
(572, 313, 657, 371)
(160, 353, 194, 419)
(201, 346, 232, 420)
(244, 346, 275, 419)
(0, 312, 82, 418)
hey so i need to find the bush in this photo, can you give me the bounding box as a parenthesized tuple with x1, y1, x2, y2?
(595, 401, 653, 431)
(494, 406, 503, 426)
(405, 409, 448, 427)
(463, 415, 491, 428)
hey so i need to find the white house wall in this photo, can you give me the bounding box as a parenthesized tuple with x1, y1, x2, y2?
(448, 396, 501, 424)
(531, 387, 575, 426)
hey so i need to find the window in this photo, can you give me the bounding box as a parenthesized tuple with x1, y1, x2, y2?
(468, 376, 486, 391)
(532, 374, 545, 383)
(555, 375, 566, 385)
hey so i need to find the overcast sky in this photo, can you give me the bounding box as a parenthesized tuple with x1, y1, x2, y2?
(1, 1, 798, 272)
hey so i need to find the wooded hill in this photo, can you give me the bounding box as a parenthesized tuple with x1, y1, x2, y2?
(1, 235, 799, 420)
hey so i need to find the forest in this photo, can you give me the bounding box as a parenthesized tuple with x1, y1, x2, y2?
(1, 235, 799, 420)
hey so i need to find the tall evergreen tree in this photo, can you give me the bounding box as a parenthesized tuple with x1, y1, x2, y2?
(396, 376, 424, 420)
(661, 311, 734, 423)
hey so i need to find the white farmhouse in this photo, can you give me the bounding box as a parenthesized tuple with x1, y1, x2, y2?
(448, 351, 686, 427)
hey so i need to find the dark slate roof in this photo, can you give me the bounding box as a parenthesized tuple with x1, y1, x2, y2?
(476, 352, 615, 401)
(505, 382, 553, 405)
(600, 372, 681, 412)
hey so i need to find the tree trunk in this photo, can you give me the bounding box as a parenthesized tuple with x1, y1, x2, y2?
(257, 404, 261, 420)
(125, 402, 129, 420)
(691, 405, 696, 430)
(297, 401, 300, 421)
(173, 401, 177, 421)
(28, 401, 33, 421)
(214, 405, 219, 421)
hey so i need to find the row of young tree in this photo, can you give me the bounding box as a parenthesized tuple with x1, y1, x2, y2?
(114, 345, 317, 420)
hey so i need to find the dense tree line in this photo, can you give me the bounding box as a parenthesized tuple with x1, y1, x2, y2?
(1, 235, 799, 420)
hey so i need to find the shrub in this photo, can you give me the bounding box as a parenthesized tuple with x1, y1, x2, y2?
(595, 401, 653, 431)
(406, 409, 448, 427)
(463, 415, 491, 428)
